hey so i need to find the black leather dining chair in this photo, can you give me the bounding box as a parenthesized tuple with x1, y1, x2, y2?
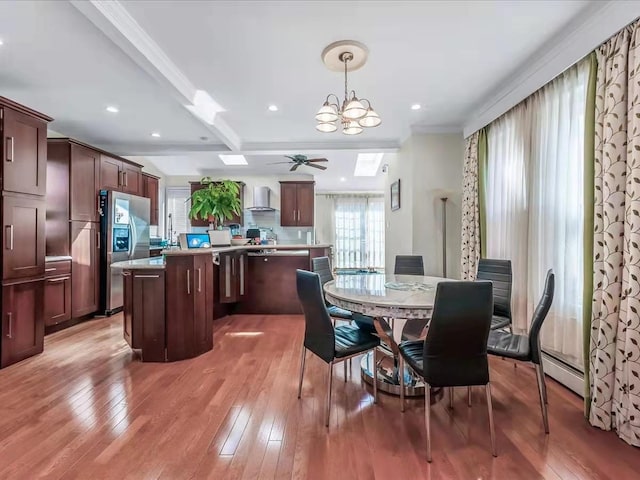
(394, 255, 425, 276)
(296, 270, 380, 427)
(398, 281, 496, 462)
(487, 269, 555, 433)
(311, 256, 353, 322)
(476, 258, 513, 331)
(311, 256, 377, 337)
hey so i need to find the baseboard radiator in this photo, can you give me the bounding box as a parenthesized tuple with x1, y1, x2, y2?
(541, 351, 584, 397)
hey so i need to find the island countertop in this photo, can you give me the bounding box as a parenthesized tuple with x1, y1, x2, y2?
(111, 244, 332, 270)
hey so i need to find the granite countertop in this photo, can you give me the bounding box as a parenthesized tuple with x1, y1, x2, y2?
(46, 255, 73, 262)
(161, 243, 332, 256)
(111, 244, 332, 270)
(111, 257, 166, 270)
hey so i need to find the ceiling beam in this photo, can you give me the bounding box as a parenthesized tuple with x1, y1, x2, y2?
(91, 139, 400, 157)
(70, 0, 241, 150)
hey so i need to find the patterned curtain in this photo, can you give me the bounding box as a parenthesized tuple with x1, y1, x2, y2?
(589, 20, 640, 447)
(461, 131, 480, 280)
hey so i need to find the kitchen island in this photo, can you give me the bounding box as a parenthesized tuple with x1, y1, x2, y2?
(111, 244, 331, 362)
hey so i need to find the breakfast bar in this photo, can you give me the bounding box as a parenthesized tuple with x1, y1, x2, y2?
(111, 244, 331, 362)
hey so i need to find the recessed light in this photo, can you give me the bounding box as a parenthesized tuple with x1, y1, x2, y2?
(106, 106, 119, 113)
(0, 39, 4, 46)
(340, 177, 346, 182)
(354, 153, 384, 177)
(219, 154, 248, 166)
(268, 105, 279, 112)
(151, 132, 161, 138)
(411, 104, 421, 110)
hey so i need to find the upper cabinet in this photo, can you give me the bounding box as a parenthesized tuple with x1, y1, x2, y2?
(279, 181, 315, 227)
(1, 101, 50, 196)
(189, 181, 245, 227)
(70, 144, 101, 223)
(100, 155, 142, 196)
(142, 174, 159, 226)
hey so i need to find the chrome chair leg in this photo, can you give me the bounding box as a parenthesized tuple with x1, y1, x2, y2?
(373, 348, 378, 404)
(297, 347, 306, 399)
(344, 360, 348, 382)
(468, 386, 472, 407)
(538, 361, 549, 404)
(425, 383, 432, 462)
(535, 363, 550, 433)
(399, 354, 405, 412)
(326, 362, 334, 427)
(485, 383, 497, 457)
(449, 387, 454, 409)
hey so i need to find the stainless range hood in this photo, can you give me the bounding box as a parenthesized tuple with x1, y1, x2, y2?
(248, 186, 276, 211)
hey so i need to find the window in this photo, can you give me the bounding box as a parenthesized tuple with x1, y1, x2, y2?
(485, 58, 589, 371)
(166, 187, 191, 242)
(333, 194, 385, 269)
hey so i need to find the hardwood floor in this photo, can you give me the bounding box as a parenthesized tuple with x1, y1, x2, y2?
(0, 314, 638, 479)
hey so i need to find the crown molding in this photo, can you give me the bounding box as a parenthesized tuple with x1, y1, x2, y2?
(70, 0, 241, 150)
(463, 1, 640, 138)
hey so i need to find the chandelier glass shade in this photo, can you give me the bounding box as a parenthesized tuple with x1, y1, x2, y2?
(316, 51, 381, 135)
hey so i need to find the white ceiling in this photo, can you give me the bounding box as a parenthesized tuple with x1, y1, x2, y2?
(0, 0, 598, 186)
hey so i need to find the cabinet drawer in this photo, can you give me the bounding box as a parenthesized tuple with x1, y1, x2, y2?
(45, 260, 71, 277)
(44, 275, 72, 327)
(1, 280, 44, 367)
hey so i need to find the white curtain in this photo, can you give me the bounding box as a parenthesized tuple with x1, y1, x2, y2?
(485, 58, 589, 369)
(332, 194, 385, 269)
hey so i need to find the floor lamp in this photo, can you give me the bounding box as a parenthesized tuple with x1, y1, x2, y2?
(440, 197, 448, 278)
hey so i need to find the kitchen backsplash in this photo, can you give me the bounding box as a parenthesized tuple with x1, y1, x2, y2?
(190, 209, 314, 245)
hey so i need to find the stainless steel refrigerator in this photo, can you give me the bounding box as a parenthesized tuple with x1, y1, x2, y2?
(99, 190, 150, 315)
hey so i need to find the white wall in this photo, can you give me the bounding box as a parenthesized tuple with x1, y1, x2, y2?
(384, 133, 464, 277)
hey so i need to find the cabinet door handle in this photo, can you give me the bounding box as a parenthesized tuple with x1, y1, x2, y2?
(186, 269, 191, 294)
(6, 137, 14, 162)
(5, 225, 13, 250)
(264, 258, 268, 262)
(123, 171, 128, 187)
(297, 210, 301, 221)
(47, 277, 69, 283)
(136, 274, 160, 279)
(231, 257, 235, 275)
(197, 268, 202, 292)
(96, 232, 100, 249)
(6, 312, 12, 339)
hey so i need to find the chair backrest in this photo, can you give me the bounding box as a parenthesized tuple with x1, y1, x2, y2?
(476, 258, 512, 320)
(311, 257, 333, 306)
(394, 255, 425, 276)
(422, 281, 493, 387)
(296, 270, 335, 363)
(528, 270, 555, 364)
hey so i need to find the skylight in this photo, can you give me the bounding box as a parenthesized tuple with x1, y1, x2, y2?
(354, 153, 384, 176)
(219, 154, 248, 166)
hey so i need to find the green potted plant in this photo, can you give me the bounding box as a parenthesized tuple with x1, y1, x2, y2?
(189, 178, 241, 245)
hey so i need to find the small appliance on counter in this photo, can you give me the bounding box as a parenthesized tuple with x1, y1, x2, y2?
(208, 229, 231, 247)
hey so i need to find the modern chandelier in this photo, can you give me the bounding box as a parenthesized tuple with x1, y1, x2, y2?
(315, 40, 381, 135)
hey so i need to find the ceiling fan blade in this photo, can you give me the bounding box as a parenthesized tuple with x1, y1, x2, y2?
(290, 163, 300, 172)
(268, 161, 294, 165)
(307, 158, 328, 162)
(306, 163, 327, 170)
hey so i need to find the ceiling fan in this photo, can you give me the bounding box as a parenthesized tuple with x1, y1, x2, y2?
(269, 154, 328, 172)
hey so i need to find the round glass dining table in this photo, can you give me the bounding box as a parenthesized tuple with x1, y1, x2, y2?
(324, 273, 449, 399)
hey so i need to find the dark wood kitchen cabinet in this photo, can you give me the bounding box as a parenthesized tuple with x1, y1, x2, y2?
(1, 280, 44, 368)
(44, 260, 72, 328)
(165, 253, 214, 361)
(2, 193, 46, 281)
(189, 181, 245, 227)
(123, 269, 166, 361)
(70, 221, 100, 318)
(279, 181, 315, 227)
(219, 251, 247, 303)
(1, 105, 49, 196)
(100, 155, 143, 196)
(142, 173, 159, 226)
